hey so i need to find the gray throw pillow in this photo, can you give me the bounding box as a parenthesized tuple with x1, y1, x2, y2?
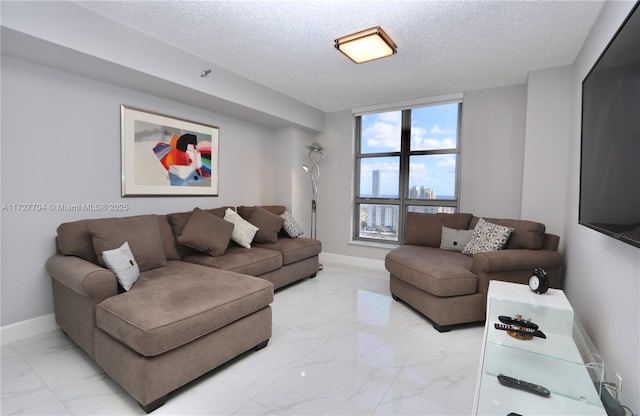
(440, 226, 474, 252)
(177, 208, 233, 257)
(462, 218, 514, 256)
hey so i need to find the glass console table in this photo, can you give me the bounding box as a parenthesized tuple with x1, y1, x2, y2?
(473, 281, 607, 415)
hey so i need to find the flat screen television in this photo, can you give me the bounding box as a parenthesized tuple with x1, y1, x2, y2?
(580, 1, 640, 249)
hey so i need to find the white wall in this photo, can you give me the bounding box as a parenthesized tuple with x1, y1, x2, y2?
(459, 84, 528, 219)
(564, 1, 640, 409)
(522, 66, 573, 243)
(0, 56, 288, 325)
(275, 126, 323, 238)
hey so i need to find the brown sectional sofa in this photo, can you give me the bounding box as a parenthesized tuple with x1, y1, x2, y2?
(45, 205, 321, 412)
(385, 212, 563, 332)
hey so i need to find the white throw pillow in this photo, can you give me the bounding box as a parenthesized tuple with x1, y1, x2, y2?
(102, 241, 140, 291)
(280, 210, 304, 238)
(224, 208, 259, 249)
(440, 226, 474, 252)
(462, 218, 514, 256)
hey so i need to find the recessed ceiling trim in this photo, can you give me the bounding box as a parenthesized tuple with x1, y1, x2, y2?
(335, 26, 397, 64)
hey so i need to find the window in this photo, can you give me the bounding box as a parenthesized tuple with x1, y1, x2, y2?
(353, 99, 461, 243)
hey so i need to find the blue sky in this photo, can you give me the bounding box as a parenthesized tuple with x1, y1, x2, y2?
(360, 103, 458, 197)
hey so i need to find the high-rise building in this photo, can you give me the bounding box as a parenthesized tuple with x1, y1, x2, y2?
(366, 204, 399, 232)
(408, 186, 436, 199)
(372, 170, 380, 197)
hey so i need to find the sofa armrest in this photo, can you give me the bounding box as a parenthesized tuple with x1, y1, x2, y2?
(45, 255, 118, 303)
(542, 233, 560, 251)
(471, 249, 563, 299)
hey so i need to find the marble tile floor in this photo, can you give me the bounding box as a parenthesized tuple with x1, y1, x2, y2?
(1, 262, 484, 416)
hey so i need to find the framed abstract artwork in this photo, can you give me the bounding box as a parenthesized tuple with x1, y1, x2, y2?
(121, 105, 219, 196)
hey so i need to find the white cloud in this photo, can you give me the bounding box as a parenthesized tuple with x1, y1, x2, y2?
(362, 112, 402, 150)
(410, 133, 456, 150)
(437, 156, 457, 169)
(429, 124, 455, 135)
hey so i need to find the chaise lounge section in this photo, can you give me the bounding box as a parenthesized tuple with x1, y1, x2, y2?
(385, 212, 563, 332)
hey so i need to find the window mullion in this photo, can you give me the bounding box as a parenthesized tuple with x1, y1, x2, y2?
(398, 109, 411, 243)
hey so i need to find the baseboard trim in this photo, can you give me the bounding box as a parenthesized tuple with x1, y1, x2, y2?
(320, 252, 386, 271)
(1, 313, 58, 345)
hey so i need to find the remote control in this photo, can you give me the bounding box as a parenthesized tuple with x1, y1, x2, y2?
(494, 322, 547, 339)
(498, 315, 539, 330)
(497, 374, 551, 397)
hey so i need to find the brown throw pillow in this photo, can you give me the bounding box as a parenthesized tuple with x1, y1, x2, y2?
(89, 215, 167, 272)
(177, 208, 233, 257)
(249, 206, 285, 243)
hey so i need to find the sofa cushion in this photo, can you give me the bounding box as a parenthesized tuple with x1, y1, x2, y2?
(440, 227, 474, 252)
(470, 217, 546, 250)
(168, 207, 232, 257)
(249, 207, 285, 243)
(157, 215, 182, 261)
(404, 213, 474, 247)
(253, 237, 322, 265)
(224, 208, 259, 248)
(56, 214, 180, 264)
(385, 245, 477, 297)
(96, 261, 274, 357)
(184, 246, 282, 276)
(237, 205, 286, 220)
(57, 219, 101, 264)
(168, 207, 230, 237)
(89, 215, 167, 272)
(462, 218, 514, 256)
(177, 208, 233, 257)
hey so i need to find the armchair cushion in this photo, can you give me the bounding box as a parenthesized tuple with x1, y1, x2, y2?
(470, 217, 546, 250)
(385, 245, 476, 297)
(404, 213, 473, 247)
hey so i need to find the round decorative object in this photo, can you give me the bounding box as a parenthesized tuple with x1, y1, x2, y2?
(529, 268, 549, 294)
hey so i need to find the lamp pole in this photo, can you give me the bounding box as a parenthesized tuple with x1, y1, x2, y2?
(303, 142, 324, 269)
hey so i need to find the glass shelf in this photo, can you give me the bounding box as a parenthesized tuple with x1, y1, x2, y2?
(473, 281, 606, 416)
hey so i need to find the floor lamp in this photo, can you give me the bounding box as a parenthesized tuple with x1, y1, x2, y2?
(303, 142, 324, 270)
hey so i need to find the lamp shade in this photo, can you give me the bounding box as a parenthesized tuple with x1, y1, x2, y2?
(335, 26, 397, 64)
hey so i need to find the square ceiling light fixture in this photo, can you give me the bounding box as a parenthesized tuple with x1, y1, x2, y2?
(335, 26, 397, 64)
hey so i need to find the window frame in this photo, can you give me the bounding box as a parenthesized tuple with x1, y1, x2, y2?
(353, 97, 462, 244)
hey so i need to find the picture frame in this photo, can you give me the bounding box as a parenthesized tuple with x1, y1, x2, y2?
(121, 105, 219, 196)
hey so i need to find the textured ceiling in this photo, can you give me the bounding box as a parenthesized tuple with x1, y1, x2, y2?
(75, 0, 605, 112)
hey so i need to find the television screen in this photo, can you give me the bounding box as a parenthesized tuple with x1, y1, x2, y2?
(580, 2, 640, 249)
